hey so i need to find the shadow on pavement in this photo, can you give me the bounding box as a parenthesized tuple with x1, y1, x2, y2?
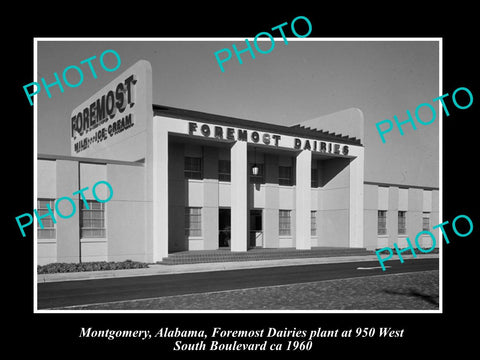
(383, 288, 439, 307)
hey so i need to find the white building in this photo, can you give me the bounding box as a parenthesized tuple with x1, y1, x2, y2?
(36, 60, 439, 265)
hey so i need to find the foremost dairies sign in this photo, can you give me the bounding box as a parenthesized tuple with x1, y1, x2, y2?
(71, 74, 136, 153)
(70, 60, 151, 158)
(188, 122, 350, 156)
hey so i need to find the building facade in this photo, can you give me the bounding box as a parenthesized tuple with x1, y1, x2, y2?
(36, 60, 439, 265)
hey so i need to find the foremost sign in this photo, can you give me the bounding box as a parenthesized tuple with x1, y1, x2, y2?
(188, 121, 350, 156)
(70, 60, 151, 159)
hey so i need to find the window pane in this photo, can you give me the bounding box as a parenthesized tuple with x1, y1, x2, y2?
(398, 211, 406, 235)
(378, 210, 387, 235)
(185, 207, 202, 237)
(90, 201, 103, 210)
(37, 198, 56, 239)
(81, 200, 106, 238)
(37, 199, 54, 209)
(81, 229, 106, 238)
(311, 211, 317, 236)
(422, 212, 430, 231)
(38, 217, 55, 228)
(218, 160, 231, 181)
(279, 210, 291, 236)
(38, 229, 56, 239)
(185, 157, 202, 179)
(279, 166, 292, 186)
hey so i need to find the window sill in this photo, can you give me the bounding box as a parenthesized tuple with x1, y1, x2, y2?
(37, 238, 56, 244)
(278, 185, 294, 189)
(80, 238, 107, 243)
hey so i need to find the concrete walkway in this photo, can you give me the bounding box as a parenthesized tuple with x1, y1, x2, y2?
(37, 253, 439, 283)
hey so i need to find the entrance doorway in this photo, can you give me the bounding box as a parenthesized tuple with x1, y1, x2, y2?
(219, 208, 231, 248)
(249, 209, 263, 248)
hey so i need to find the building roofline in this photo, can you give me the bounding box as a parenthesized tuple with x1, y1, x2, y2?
(37, 153, 145, 167)
(153, 104, 363, 146)
(364, 180, 439, 191)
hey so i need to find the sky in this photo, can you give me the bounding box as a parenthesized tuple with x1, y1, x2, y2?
(36, 39, 439, 187)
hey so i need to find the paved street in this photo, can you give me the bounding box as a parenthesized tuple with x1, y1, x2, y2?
(55, 270, 439, 310)
(38, 258, 438, 309)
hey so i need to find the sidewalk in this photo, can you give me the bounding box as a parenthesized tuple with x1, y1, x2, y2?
(37, 253, 439, 283)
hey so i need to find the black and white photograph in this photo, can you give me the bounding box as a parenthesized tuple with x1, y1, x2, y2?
(8, 8, 478, 354)
(32, 38, 443, 312)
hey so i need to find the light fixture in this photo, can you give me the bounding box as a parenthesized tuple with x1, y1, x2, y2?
(252, 147, 259, 175)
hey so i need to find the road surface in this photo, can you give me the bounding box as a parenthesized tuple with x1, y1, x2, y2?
(37, 258, 438, 309)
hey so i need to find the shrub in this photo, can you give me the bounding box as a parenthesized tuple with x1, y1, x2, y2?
(37, 260, 149, 274)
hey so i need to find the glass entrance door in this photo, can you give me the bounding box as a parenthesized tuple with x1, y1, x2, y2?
(218, 208, 231, 248)
(249, 209, 263, 248)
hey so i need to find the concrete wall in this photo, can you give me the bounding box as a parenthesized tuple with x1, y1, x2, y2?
(169, 142, 225, 251)
(37, 157, 146, 265)
(38, 152, 440, 265)
(363, 182, 440, 250)
(317, 158, 350, 247)
(264, 153, 279, 248)
(37, 159, 57, 265)
(166, 142, 364, 251)
(106, 163, 146, 262)
(169, 144, 322, 251)
(406, 188, 423, 248)
(363, 183, 379, 250)
(55, 160, 80, 263)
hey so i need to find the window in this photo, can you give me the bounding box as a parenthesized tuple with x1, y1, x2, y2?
(311, 210, 317, 236)
(81, 200, 106, 238)
(278, 166, 293, 186)
(378, 210, 387, 235)
(185, 157, 202, 179)
(37, 199, 56, 239)
(279, 210, 291, 236)
(185, 207, 202, 237)
(398, 211, 407, 235)
(422, 212, 430, 231)
(311, 168, 318, 188)
(218, 160, 231, 181)
(250, 163, 264, 184)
